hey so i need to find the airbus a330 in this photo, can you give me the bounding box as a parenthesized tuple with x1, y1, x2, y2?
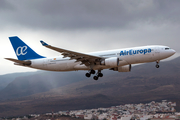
(5, 36, 176, 80)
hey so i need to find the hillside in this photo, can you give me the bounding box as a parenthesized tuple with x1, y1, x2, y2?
(0, 71, 87, 100)
(0, 72, 41, 90)
(0, 57, 179, 117)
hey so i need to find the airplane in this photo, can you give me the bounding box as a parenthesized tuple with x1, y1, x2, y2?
(5, 36, 176, 80)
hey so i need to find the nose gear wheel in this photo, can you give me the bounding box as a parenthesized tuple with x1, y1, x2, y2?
(155, 60, 160, 68)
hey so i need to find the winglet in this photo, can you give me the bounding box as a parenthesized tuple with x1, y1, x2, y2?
(40, 41, 49, 46)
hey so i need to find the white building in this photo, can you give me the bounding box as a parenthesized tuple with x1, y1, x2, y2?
(84, 114, 96, 120)
(98, 113, 108, 120)
(140, 115, 153, 120)
(121, 115, 132, 120)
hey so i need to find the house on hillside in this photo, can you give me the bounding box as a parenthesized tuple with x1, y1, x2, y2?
(84, 114, 97, 120)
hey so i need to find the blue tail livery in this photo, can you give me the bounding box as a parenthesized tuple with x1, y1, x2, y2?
(9, 36, 45, 60)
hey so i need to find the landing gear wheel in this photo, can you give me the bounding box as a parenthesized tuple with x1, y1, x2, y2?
(93, 76, 98, 80)
(90, 70, 95, 74)
(155, 60, 160, 68)
(98, 73, 103, 77)
(85, 73, 91, 77)
(85, 69, 95, 78)
(156, 65, 160, 68)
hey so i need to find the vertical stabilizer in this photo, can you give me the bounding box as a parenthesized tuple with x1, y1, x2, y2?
(9, 36, 45, 60)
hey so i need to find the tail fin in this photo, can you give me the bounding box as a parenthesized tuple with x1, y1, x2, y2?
(9, 36, 45, 60)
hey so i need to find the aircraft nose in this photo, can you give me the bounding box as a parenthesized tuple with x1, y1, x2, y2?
(171, 49, 176, 55)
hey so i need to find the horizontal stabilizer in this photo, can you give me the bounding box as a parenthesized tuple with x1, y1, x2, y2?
(5, 58, 31, 66)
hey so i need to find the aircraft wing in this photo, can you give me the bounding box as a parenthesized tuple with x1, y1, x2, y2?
(40, 41, 103, 65)
(5, 58, 31, 65)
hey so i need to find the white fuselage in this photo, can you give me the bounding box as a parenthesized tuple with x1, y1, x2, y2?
(29, 45, 175, 71)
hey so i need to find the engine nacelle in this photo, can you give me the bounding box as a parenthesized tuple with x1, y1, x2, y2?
(101, 57, 119, 68)
(111, 64, 131, 72)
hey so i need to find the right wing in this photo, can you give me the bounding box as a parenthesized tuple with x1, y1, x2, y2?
(40, 41, 104, 66)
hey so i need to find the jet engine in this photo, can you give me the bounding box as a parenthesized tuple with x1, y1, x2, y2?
(111, 64, 131, 72)
(101, 57, 119, 68)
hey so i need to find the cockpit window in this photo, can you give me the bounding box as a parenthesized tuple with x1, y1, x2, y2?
(165, 48, 170, 50)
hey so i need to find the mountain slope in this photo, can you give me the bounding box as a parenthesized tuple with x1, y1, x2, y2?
(0, 57, 179, 117)
(1, 57, 180, 100)
(0, 72, 40, 90)
(0, 71, 89, 100)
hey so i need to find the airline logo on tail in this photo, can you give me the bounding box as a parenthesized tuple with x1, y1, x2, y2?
(16, 46, 28, 56)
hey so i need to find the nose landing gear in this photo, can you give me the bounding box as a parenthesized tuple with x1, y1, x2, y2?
(156, 60, 160, 68)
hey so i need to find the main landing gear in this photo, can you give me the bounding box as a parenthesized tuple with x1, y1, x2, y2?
(85, 69, 95, 77)
(93, 70, 103, 80)
(156, 60, 160, 68)
(85, 70, 103, 81)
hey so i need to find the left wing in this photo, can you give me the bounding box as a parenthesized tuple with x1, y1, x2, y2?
(40, 41, 103, 65)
